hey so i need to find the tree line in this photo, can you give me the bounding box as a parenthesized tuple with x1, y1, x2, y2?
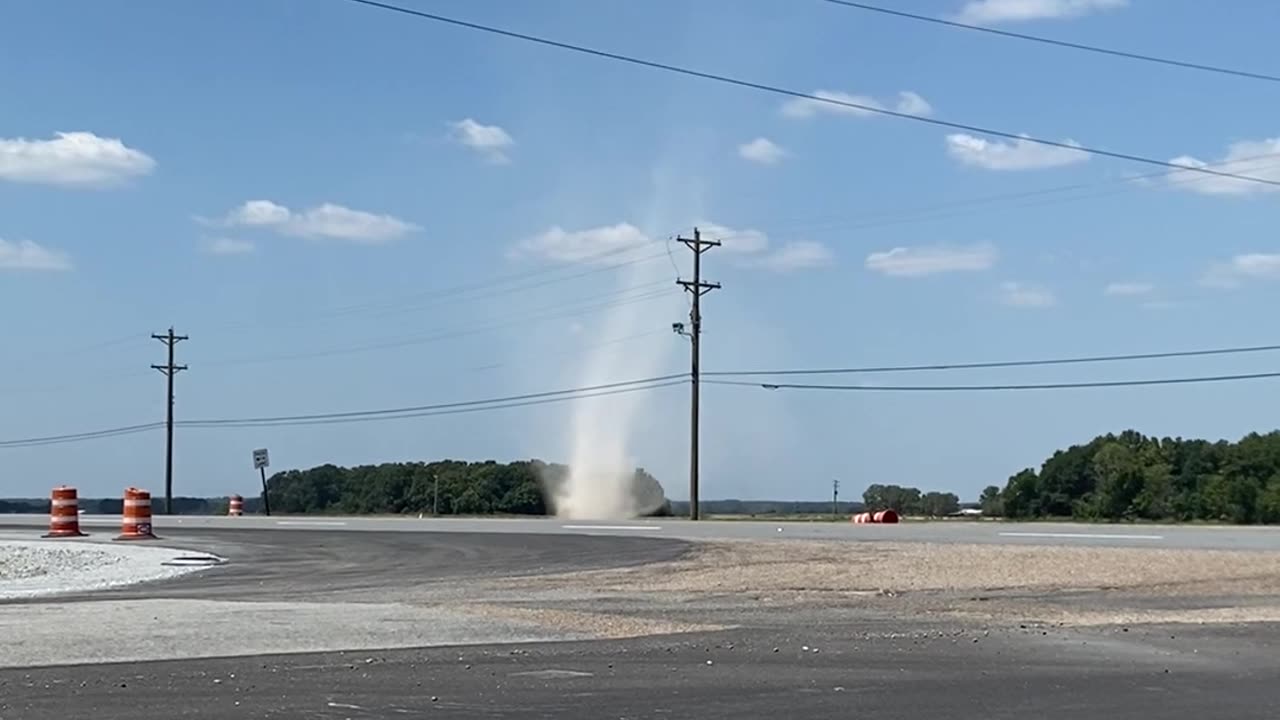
(981, 430, 1280, 524)
(263, 459, 670, 516)
(860, 484, 962, 516)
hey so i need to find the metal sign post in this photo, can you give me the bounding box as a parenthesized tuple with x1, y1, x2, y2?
(253, 448, 271, 516)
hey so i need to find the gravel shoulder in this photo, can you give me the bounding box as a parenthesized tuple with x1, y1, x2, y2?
(491, 539, 1280, 627)
(5, 531, 1280, 669)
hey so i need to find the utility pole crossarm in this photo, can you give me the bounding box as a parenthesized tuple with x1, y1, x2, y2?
(675, 227, 720, 522)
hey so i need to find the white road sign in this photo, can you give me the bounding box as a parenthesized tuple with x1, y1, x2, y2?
(252, 448, 270, 470)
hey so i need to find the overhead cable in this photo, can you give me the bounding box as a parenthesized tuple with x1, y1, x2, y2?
(342, 0, 1280, 188)
(707, 371, 1280, 392)
(704, 342, 1280, 377)
(822, 1, 1280, 84)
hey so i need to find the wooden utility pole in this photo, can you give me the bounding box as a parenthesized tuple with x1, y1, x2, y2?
(151, 328, 188, 515)
(676, 228, 720, 521)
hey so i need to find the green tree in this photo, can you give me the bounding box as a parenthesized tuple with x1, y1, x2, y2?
(920, 491, 960, 517)
(979, 485, 1003, 516)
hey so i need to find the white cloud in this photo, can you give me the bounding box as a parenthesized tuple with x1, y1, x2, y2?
(219, 200, 418, 244)
(451, 118, 514, 163)
(895, 91, 933, 117)
(0, 131, 155, 188)
(865, 242, 998, 277)
(955, 0, 1127, 24)
(513, 223, 651, 264)
(283, 204, 417, 242)
(1103, 281, 1154, 297)
(694, 222, 770, 254)
(1166, 139, 1280, 196)
(227, 200, 291, 226)
(202, 237, 255, 256)
(782, 90, 932, 119)
(1200, 253, 1280, 289)
(0, 239, 72, 271)
(999, 281, 1057, 308)
(946, 133, 1089, 170)
(738, 137, 787, 165)
(755, 241, 834, 272)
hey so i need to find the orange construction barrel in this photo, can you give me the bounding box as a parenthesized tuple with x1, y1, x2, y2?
(116, 487, 157, 540)
(43, 486, 87, 538)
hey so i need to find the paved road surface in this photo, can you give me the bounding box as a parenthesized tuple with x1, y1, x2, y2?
(0, 526, 688, 604)
(3, 623, 1276, 720)
(2, 516, 1278, 717)
(3, 513, 1278, 549)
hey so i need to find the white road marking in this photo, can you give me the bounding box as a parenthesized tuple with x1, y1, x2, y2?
(511, 669, 594, 679)
(276, 520, 349, 527)
(561, 525, 660, 531)
(999, 531, 1164, 541)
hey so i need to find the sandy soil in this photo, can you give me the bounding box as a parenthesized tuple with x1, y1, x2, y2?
(494, 539, 1280, 627)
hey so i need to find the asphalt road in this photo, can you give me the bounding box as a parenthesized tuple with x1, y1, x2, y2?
(3, 517, 1279, 717)
(0, 525, 688, 603)
(2, 623, 1277, 720)
(3, 513, 1278, 550)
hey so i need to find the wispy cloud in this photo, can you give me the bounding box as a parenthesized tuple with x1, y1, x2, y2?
(0, 131, 154, 188)
(946, 133, 1089, 170)
(865, 242, 998, 277)
(450, 118, 514, 163)
(693, 222, 770, 255)
(754, 241, 834, 272)
(215, 200, 418, 244)
(512, 223, 651, 264)
(0, 238, 72, 271)
(1166, 138, 1280, 196)
(1200, 253, 1280, 289)
(738, 137, 787, 165)
(782, 90, 932, 119)
(998, 281, 1057, 308)
(202, 237, 255, 256)
(954, 0, 1127, 24)
(1103, 281, 1155, 297)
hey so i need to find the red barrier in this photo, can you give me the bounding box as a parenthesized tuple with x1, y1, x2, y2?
(43, 486, 87, 538)
(873, 509, 900, 524)
(228, 494, 243, 517)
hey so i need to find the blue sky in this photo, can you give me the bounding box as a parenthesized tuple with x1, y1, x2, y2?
(3, 0, 1280, 503)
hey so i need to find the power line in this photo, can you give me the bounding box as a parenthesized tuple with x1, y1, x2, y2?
(204, 281, 679, 367)
(699, 150, 1280, 246)
(179, 379, 687, 429)
(704, 342, 1280, 378)
(0, 376, 687, 447)
(180, 373, 687, 427)
(459, 328, 670, 374)
(0, 422, 166, 449)
(342, 0, 1280, 189)
(213, 243, 667, 331)
(706, 371, 1280, 393)
(822, 1, 1280, 84)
